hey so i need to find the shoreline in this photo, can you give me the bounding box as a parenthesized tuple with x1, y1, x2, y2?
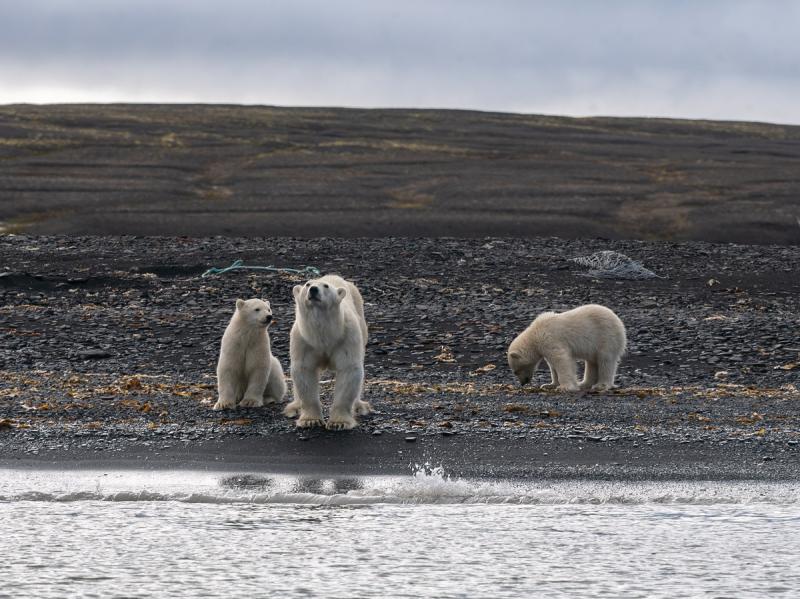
(2, 430, 798, 482)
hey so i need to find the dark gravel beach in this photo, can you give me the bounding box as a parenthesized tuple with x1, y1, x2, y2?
(1, 235, 798, 479)
(1, 104, 800, 244)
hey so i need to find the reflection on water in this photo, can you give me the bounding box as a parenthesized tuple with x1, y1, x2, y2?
(219, 474, 274, 491)
(220, 474, 365, 496)
(1, 470, 800, 597)
(290, 477, 365, 495)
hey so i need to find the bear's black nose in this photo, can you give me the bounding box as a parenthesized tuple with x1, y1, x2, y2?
(265, 314, 273, 322)
(309, 285, 320, 298)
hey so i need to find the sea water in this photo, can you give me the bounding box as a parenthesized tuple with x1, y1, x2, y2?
(1, 468, 799, 598)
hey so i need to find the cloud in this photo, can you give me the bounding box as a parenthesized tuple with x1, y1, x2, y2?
(1, 0, 799, 123)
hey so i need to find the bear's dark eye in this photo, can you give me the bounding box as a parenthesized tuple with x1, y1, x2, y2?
(254, 308, 260, 312)
(305, 282, 310, 287)
(324, 284, 329, 288)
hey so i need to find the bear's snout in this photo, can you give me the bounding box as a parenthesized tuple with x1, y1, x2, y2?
(308, 285, 320, 299)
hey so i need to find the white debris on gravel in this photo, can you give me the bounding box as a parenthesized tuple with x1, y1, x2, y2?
(570, 250, 662, 280)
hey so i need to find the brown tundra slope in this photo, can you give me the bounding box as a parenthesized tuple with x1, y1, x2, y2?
(0, 104, 799, 243)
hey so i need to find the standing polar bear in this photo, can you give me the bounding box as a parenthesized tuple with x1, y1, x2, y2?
(213, 298, 287, 411)
(508, 304, 626, 392)
(284, 275, 371, 430)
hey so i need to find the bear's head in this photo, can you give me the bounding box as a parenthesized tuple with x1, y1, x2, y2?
(507, 349, 541, 387)
(235, 298, 274, 327)
(293, 279, 346, 310)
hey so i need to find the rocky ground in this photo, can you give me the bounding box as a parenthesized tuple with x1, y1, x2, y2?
(2, 104, 800, 243)
(1, 235, 799, 479)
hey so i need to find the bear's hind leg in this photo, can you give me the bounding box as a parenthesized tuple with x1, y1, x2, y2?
(591, 357, 618, 392)
(354, 399, 372, 416)
(263, 356, 287, 404)
(327, 365, 364, 430)
(580, 361, 598, 390)
(286, 364, 324, 427)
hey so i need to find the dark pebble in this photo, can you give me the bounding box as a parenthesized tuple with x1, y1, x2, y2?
(77, 350, 114, 360)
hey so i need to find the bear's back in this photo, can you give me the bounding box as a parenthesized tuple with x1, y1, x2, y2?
(557, 304, 626, 350)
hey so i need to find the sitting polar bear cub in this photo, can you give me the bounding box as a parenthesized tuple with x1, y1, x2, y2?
(213, 298, 286, 410)
(508, 304, 626, 392)
(284, 274, 371, 430)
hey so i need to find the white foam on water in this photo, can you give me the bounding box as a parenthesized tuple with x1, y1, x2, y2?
(1, 465, 798, 505)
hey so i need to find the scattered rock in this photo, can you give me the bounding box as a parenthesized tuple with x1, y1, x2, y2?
(76, 349, 114, 360)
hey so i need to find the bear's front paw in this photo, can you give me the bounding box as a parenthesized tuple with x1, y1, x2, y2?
(239, 396, 264, 408)
(212, 398, 236, 411)
(296, 415, 325, 428)
(354, 400, 373, 416)
(540, 383, 558, 390)
(590, 383, 613, 392)
(326, 415, 357, 431)
(556, 384, 579, 392)
(283, 400, 302, 418)
(262, 395, 280, 405)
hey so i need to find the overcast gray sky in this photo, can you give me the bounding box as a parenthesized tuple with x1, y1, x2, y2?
(1, 0, 798, 123)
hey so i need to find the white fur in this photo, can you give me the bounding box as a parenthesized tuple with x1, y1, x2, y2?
(284, 275, 370, 430)
(213, 298, 286, 410)
(508, 304, 626, 392)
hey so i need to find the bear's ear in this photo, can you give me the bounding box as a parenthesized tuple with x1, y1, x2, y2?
(292, 285, 302, 299)
(335, 287, 347, 301)
(236, 298, 245, 310)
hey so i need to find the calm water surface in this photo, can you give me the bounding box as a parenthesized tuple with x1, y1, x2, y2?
(1, 469, 798, 598)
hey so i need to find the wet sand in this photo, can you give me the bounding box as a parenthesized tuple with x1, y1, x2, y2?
(3, 432, 799, 481)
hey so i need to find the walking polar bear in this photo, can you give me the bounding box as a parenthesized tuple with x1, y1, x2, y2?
(284, 275, 371, 430)
(213, 298, 286, 410)
(508, 304, 626, 392)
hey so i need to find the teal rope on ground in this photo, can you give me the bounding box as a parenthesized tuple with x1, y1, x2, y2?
(201, 259, 321, 278)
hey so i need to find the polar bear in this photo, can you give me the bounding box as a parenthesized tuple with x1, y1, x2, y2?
(284, 275, 371, 430)
(508, 304, 626, 392)
(213, 298, 287, 411)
